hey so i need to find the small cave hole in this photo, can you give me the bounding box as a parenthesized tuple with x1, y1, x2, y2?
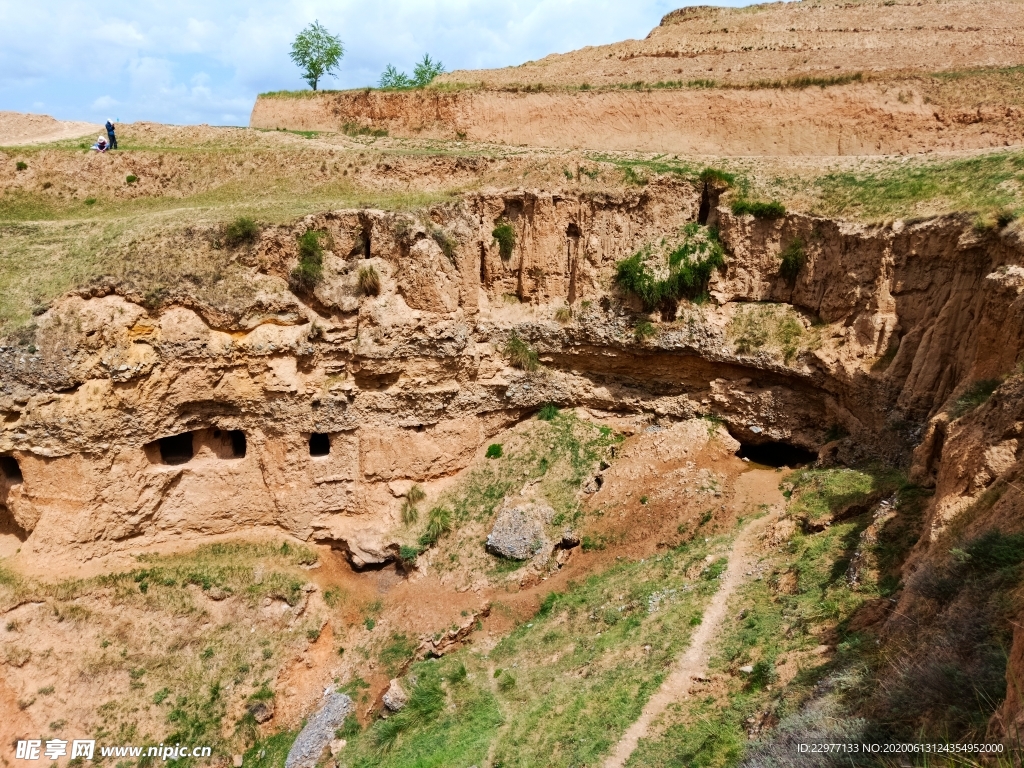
(0, 456, 23, 484)
(363, 228, 371, 259)
(310, 433, 331, 457)
(479, 244, 487, 284)
(736, 441, 816, 468)
(230, 430, 247, 458)
(698, 182, 711, 225)
(159, 433, 194, 465)
(566, 222, 581, 238)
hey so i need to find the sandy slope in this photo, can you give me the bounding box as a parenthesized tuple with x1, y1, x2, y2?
(0, 111, 100, 146)
(439, 0, 1024, 89)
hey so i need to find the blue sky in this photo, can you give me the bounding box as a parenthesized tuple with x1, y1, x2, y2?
(1, 1, 749, 126)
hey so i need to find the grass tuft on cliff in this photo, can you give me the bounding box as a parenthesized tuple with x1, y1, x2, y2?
(504, 332, 539, 371)
(778, 237, 805, 285)
(492, 221, 516, 260)
(727, 303, 818, 364)
(730, 199, 786, 219)
(357, 265, 381, 296)
(615, 223, 725, 311)
(950, 378, 1000, 418)
(289, 230, 325, 291)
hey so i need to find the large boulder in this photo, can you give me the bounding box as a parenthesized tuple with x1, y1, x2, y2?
(382, 679, 408, 712)
(284, 692, 352, 768)
(486, 502, 553, 560)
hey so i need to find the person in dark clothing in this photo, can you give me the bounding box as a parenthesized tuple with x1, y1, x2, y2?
(105, 119, 117, 150)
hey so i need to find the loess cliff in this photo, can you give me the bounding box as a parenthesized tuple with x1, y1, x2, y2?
(4, 180, 1024, 569)
(5, 0, 1024, 760)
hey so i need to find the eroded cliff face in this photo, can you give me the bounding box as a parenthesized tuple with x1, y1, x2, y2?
(249, 87, 1024, 158)
(2, 180, 1023, 573)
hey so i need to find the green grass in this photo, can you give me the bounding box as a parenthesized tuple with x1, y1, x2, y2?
(813, 151, 1024, 221)
(0, 541, 325, 765)
(626, 517, 869, 767)
(727, 302, 816, 363)
(0, 178, 454, 335)
(242, 729, 298, 768)
(504, 332, 540, 371)
(537, 403, 560, 421)
(418, 506, 453, 547)
(626, 480, 934, 767)
(379, 632, 418, 675)
(778, 238, 805, 285)
(633, 320, 657, 341)
(622, 166, 648, 186)
(730, 199, 786, 219)
(289, 230, 325, 292)
(342, 123, 388, 138)
(223, 216, 259, 247)
(338, 534, 725, 767)
(615, 223, 725, 311)
(786, 466, 905, 524)
(950, 378, 1000, 418)
(492, 221, 516, 260)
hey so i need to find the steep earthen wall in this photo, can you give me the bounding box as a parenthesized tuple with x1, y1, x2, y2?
(249, 87, 1024, 156)
(2, 183, 1023, 566)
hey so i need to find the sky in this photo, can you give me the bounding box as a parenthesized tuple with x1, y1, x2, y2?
(1, 0, 750, 127)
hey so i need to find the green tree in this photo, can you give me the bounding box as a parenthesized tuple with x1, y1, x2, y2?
(290, 21, 344, 90)
(377, 55, 445, 90)
(412, 53, 445, 86)
(379, 64, 412, 89)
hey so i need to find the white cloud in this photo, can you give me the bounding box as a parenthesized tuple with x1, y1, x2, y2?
(0, 0, 752, 125)
(91, 95, 119, 110)
(93, 20, 147, 47)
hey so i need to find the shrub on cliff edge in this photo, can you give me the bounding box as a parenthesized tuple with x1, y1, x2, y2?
(289, 230, 325, 292)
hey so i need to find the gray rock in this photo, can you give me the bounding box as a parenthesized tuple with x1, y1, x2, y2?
(382, 679, 408, 712)
(487, 503, 551, 560)
(284, 692, 352, 768)
(248, 699, 274, 724)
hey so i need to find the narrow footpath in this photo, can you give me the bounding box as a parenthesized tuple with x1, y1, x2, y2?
(603, 468, 784, 768)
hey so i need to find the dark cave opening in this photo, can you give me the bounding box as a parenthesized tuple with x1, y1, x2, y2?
(698, 183, 711, 225)
(159, 432, 195, 465)
(0, 456, 23, 484)
(310, 432, 331, 457)
(230, 430, 247, 458)
(736, 441, 817, 468)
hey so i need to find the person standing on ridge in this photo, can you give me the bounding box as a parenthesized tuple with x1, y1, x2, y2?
(105, 119, 117, 150)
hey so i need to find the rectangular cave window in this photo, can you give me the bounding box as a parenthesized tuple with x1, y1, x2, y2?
(0, 456, 23, 484)
(309, 433, 331, 457)
(230, 430, 247, 458)
(159, 433, 194, 465)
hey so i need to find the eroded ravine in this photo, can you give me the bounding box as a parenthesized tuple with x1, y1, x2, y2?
(2, 170, 1024, 759)
(604, 468, 784, 768)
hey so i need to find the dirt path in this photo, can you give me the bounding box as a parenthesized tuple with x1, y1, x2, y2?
(603, 468, 784, 768)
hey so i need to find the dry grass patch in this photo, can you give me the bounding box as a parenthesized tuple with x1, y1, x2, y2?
(0, 541, 337, 764)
